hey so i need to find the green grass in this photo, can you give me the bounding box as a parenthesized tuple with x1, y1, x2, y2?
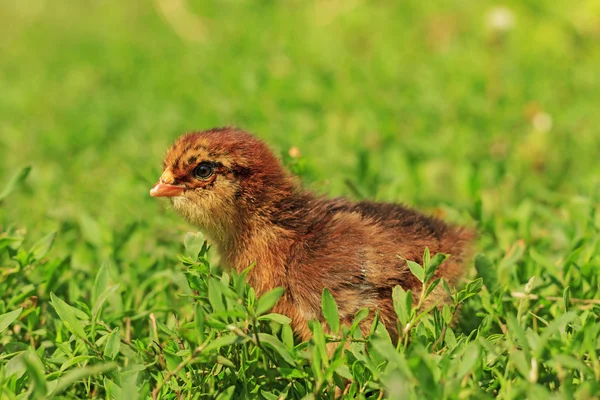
(1, 0, 600, 398)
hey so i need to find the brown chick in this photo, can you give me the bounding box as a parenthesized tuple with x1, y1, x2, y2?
(150, 127, 474, 341)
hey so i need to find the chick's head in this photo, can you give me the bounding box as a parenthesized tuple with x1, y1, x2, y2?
(151, 128, 291, 239)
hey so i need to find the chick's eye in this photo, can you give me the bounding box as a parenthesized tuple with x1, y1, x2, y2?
(194, 163, 214, 179)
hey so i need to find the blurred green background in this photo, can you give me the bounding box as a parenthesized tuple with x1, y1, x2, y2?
(1, 0, 599, 257)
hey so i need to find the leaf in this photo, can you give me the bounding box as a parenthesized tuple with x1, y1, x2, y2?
(0, 236, 23, 252)
(261, 390, 279, 400)
(475, 254, 499, 291)
(195, 304, 206, 343)
(256, 287, 285, 316)
(456, 343, 479, 379)
(537, 312, 578, 355)
(216, 355, 235, 368)
(424, 252, 448, 283)
(50, 363, 118, 396)
(79, 213, 103, 247)
(425, 278, 441, 299)
(498, 240, 525, 285)
(203, 334, 242, 353)
(392, 286, 411, 326)
(30, 232, 56, 261)
(282, 324, 294, 350)
(321, 288, 340, 334)
(258, 333, 296, 365)
(0, 165, 31, 201)
(506, 314, 530, 356)
(216, 386, 235, 400)
(92, 284, 120, 319)
(23, 348, 47, 398)
(50, 293, 87, 340)
(5, 352, 27, 379)
(184, 232, 206, 259)
(406, 260, 424, 283)
(371, 338, 411, 378)
(257, 313, 292, 325)
(93, 261, 110, 304)
(207, 278, 225, 313)
(423, 246, 431, 268)
(104, 328, 121, 359)
(0, 308, 22, 334)
(310, 321, 328, 367)
(563, 286, 570, 312)
(551, 354, 592, 372)
(349, 308, 369, 334)
(457, 278, 483, 303)
(510, 349, 530, 379)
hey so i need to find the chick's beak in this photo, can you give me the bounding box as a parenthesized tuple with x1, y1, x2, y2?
(150, 182, 185, 197)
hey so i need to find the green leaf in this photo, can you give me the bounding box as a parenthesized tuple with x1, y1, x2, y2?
(371, 338, 411, 378)
(311, 321, 328, 367)
(282, 324, 294, 350)
(506, 314, 530, 356)
(457, 278, 483, 303)
(261, 390, 279, 400)
(208, 277, 225, 313)
(184, 231, 207, 259)
(203, 334, 242, 352)
(349, 308, 369, 334)
(321, 288, 340, 334)
(195, 304, 206, 343)
(256, 287, 285, 316)
(423, 246, 431, 268)
(23, 348, 47, 398)
(216, 355, 235, 368)
(456, 343, 479, 379)
(50, 293, 87, 340)
(92, 284, 120, 319)
(392, 285, 411, 326)
(93, 260, 110, 304)
(79, 213, 103, 247)
(563, 286, 570, 312)
(510, 349, 530, 379)
(0, 307, 22, 334)
(50, 363, 118, 396)
(537, 312, 577, 355)
(475, 254, 499, 291)
(0, 165, 31, 201)
(406, 260, 424, 283)
(258, 333, 296, 365)
(257, 313, 291, 325)
(551, 354, 593, 372)
(5, 352, 27, 379)
(104, 328, 121, 359)
(424, 278, 441, 299)
(30, 232, 56, 261)
(216, 386, 235, 400)
(424, 252, 448, 283)
(498, 241, 525, 285)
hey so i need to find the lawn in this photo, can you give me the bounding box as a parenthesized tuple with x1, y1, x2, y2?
(1, 0, 600, 398)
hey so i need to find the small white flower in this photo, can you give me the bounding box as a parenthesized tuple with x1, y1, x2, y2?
(532, 112, 553, 133)
(486, 6, 515, 32)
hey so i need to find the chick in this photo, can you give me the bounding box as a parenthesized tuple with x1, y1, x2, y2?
(151, 127, 474, 340)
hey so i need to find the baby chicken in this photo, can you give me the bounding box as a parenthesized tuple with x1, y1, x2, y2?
(151, 127, 474, 341)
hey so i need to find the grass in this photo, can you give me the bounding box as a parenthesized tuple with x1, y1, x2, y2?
(1, 0, 600, 398)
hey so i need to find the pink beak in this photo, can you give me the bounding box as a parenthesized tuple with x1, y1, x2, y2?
(150, 182, 185, 197)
